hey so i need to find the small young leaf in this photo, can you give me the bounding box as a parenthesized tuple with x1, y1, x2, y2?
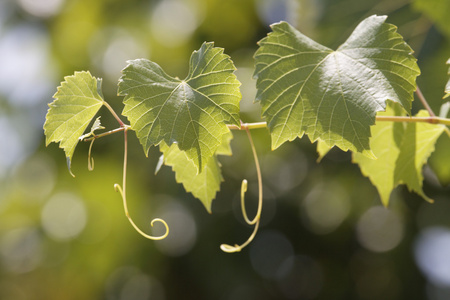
(352, 103, 445, 206)
(119, 42, 241, 172)
(78, 116, 105, 141)
(159, 132, 233, 213)
(44, 71, 104, 176)
(254, 15, 420, 156)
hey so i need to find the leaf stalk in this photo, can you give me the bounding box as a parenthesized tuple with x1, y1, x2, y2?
(103, 100, 126, 127)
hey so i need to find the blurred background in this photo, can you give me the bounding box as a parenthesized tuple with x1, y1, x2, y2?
(0, 0, 449, 299)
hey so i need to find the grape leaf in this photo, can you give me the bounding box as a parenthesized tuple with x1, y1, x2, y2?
(43, 71, 104, 176)
(159, 132, 233, 213)
(445, 58, 450, 99)
(428, 134, 450, 186)
(119, 42, 241, 172)
(254, 15, 420, 156)
(316, 140, 332, 162)
(428, 100, 450, 186)
(352, 103, 445, 206)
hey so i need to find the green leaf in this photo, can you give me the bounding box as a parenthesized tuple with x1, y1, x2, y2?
(119, 42, 241, 172)
(428, 100, 450, 186)
(352, 103, 445, 206)
(316, 140, 332, 162)
(78, 116, 105, 141)
(159, 132, 233, 213)
(44, 71, 104, 176)
(414, 0, 450, 37)
(445, 58, 450, 99)
(254, 15, 420, 156)
(429, 134, 450, 186)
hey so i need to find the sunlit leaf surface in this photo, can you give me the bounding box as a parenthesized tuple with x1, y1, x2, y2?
(353, 103, 445, 206)
(119, 42, 241, 172)
(44, 71, 104, 175)
(160, 132, 233, 212)
(254, 15, 420, 156)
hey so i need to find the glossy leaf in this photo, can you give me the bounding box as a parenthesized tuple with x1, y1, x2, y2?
(352, 103, 445, 206)
(254, 15, 420, 156)
(43, 71, 104, 176)
(119, 42, 241, 172)
(159, 132, 233, 212)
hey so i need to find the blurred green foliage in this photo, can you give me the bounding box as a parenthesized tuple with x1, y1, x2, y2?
(0, 0, 450, 299)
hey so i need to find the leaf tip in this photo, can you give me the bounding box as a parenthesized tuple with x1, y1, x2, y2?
(66, 157, 75, 178)
(426, 197, 435, 204)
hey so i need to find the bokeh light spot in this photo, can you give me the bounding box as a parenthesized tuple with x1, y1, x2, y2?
(150, 0, 202, 47)
(17, 0, 65, 18)
(0, 24, 56, 107)
(90, 27, 148, 83)
(356, 206, 403, 252)
(0, 227, 43, 273)
(301, 182, 350, 235)
(13, 154, 56, 203)
(105, 266, 165, 300)
(415, 227, 450, 287)
(155, 201, 197, 257)
(41, 193, 87, 241)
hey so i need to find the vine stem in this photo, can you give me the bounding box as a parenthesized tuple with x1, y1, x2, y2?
(220, 123, 263, 253)
(86, 116, 450, 142)
(375, 115, 450, 125)
(227, 122, 267, 130)
(227, 115, 450, 132)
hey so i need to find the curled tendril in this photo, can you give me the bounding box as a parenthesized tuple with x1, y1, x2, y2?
(220, 179, 261, 253)
(88, 138, 96, 171)
(220, 126, 263, 253)
(114, 127, 169, 241)
(114, 184, 169, 240)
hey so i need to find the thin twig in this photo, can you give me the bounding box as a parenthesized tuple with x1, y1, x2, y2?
(83, 126, 128, 142)
(227, 115, 450, 131)
(416, 86, 436, 117)
(375, 115, 450, 125)
(103, 100, 126, 127)
(227, 122, 267, 130)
